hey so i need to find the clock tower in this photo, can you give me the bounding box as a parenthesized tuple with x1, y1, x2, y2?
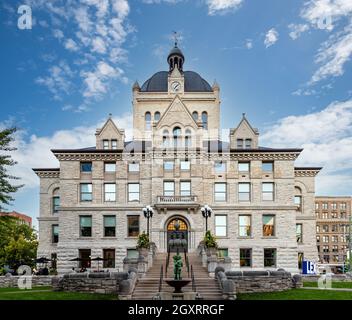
(167, 43, 185, 94)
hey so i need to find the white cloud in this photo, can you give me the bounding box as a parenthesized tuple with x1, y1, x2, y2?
(288, 23, 310, 40)
(64, 38, 79, 52)
(245, 39, 253, 49)
(81, 61, 123, 98)
(207, 0, 243, 15)
(2, 113, 133, 190)
(309, 23, 352, 84)
(264, 28, 279, 48)
(261, 100, 352, 194)
(35, 61, 74, 100)
(29, 0, 132, 108)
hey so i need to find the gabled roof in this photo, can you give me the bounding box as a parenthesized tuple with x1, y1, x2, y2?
(231, 113, 259, 136)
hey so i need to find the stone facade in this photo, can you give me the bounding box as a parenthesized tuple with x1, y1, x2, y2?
(34, 44, 320, 275)
(0, 275, 55, 288)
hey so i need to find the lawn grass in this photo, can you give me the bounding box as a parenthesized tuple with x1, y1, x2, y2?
(237, 288, 352, 300)
(303, 281, 352, 289)
(0, 286, 118, 300)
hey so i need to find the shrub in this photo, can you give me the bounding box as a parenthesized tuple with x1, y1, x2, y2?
(136, 232, 150, 249)
(203, 230, 218, 248)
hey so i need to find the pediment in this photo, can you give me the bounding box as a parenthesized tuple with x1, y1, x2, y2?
(156, 96, 198, 130)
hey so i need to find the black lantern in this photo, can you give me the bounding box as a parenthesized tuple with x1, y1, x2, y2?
(201, 205, 212, 232)
(143, 205, 154, 236)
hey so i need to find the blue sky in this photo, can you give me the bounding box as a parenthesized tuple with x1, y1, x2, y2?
(0, 0, 352, 228)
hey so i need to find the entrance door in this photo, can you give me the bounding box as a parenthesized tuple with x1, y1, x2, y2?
(167, 217, 188, 252)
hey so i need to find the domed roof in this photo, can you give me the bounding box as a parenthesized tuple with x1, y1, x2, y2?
(168, 46, 184, 60)
(140, 71, 213, 92)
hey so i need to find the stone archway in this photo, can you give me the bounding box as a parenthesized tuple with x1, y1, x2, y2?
(165, 216, 189, 252)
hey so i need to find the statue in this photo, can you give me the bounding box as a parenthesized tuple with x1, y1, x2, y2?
(173, 253, 183, 280)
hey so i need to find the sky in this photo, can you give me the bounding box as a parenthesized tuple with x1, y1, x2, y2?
(0, 0, 352, 228)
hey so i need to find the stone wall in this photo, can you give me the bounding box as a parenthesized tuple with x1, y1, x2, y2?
(0, 275, 56, 288)
(302, 274, 352, 282)
(226, 271, 302, 293)
(53, 270, 138, 298)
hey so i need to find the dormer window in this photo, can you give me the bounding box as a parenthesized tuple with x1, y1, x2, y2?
(237, 139, 243, 149)
(103, 140, 109, 150)
(111, 140, 117, 150)
(245, 139, 252, 149)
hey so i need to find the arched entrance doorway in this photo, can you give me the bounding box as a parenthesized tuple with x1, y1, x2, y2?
(166, 216, 189, 252)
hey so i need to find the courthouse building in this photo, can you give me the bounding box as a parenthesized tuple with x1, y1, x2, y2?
(34, 44, 321, 274)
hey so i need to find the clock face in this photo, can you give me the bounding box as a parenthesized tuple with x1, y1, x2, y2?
(171, 81, 181, 92)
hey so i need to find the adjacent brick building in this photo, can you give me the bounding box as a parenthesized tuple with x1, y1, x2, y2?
(315, 196, 352, 267)
(33, 44, 321, 274)
(0, 211, 32, 227)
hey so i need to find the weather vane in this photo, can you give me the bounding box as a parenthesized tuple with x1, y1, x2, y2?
(172, 31, 179, 47)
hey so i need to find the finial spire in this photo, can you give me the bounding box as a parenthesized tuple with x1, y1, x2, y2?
(242, 113, 246, 118)
(109, 113, 112, 118)
(173, 30, 179, 47)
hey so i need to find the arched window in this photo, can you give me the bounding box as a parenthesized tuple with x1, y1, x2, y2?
(185, 129, 192, 147)
(52, 188, 60, 214)
(202, 112, 208, 130)
(295, 187, 303, 211)
(173, 127, 181, 148)
(162, 129, 169, 148)
(154, 112, 160, 122)
(145, 112, 151, 131)
(192, 111, 198, 121)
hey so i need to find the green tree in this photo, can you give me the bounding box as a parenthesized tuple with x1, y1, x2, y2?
(0, 127, 23, 209)
(0, 216, 38, 273)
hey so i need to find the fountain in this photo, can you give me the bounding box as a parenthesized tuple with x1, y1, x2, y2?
(165, 253, 190, 293)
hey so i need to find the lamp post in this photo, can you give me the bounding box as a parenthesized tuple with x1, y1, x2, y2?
(201, 205, 212, 232)
(143, 205, 154, 236)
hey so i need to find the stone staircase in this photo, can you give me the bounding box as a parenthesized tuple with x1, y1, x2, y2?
(132, 252, 223, 300)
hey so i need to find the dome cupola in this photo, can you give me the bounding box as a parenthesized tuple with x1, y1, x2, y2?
(167, 44, 184, 72)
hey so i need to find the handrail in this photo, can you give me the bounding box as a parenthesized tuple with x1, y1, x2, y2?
(184, 248, 190, 278)
(191, 265, 196, 292)
(158, 265, 163, 292)
(165, 246, 170, 277)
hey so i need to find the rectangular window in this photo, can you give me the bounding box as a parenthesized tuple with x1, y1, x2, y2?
(180, 160, 190, 171)
(103, 249, 115, 268)
(323, 245, 329, 253)
(79, 249, 91, 269)
(240, 248, 252, 267)
(104, 162, 116, 172)
(298, 252, 304, 269)
(315, 203, 319, 210)
(164, 181, 175, 196)
(262, 161, 274, 172)
(180, 181, 191, 196)
(323, 236, 329, 243)
(331, 203, 337, 210)
(214, 183, 227, 202)
(238, 162, 250, 172)
(103, 140, 109, 150)
(317, 236, 320, 243)
(128, 183, 140, 202)
(295, 196, 302, 210)
(53, 196, 60, 213)
(218, 248, 229, 259)
(264, 248, 276, 267)
(215, 215, 227, 237)
(238, 183, 250, 201)
(322, 203, 328, 210)
(263, 215, 275, 237)
(80, 216, 92, 237)
(245, 139, 252, 149)
(340, 203, 347, 210)
(296, 224, 303, 243)
(323, 225, 329, 232)
(316, 225, 320, 233)
(128, 216, 139, 237)
(239, 215, 251, 237)
(164, 161, 174, 171)
(332, 235, 338, 243)
(80, 162, 92, 172)
(104, 216, 116, 237)
(262, 183, 274, 201)
(237, 139, 243, 149)
(80, 183, 92, 201)
(104, 183, 116, 202)
(52, 225, 59, 243)
(111, 140, 117, 150)
(51, 253, 57, 270)
(214, 161, 226, 173)
(128, 162, 139, 172)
